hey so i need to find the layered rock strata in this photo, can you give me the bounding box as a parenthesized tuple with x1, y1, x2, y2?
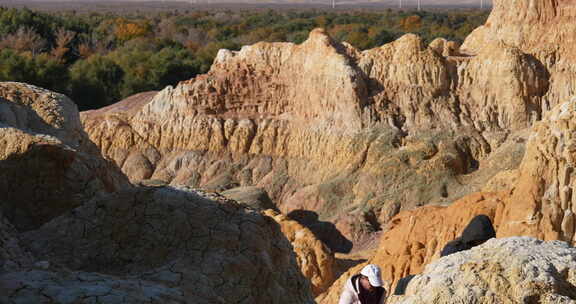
(82, 20, 548, 246)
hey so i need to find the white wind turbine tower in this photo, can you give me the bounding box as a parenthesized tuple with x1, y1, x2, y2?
(480, 0, 484, 9)
(398, 0, 402, 9)
(332, 0, 335, 9)
(418, 0, 421, 10)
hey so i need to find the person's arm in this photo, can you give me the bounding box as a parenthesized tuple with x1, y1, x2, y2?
(338, 279, 356, 304)
(338, 287, 356, 304)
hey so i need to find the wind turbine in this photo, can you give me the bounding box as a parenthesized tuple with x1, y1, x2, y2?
(399, 0, 402, 9)
(480, 0, 484, 9)
(417, 0, 421, 10)
(332, 0, 335, 9)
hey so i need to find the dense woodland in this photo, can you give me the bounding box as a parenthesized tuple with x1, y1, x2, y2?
(0, 7, 489, 110)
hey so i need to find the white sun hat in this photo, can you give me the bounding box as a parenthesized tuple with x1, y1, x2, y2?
(360, 264, 383, 287)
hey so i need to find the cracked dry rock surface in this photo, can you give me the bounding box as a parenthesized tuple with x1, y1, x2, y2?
(19, 186, 315, 304)
(0, 212, 33, 272)
(0, 269, 184, 304)
(389, 237, 576, 304)
(1, 210, 182, 303)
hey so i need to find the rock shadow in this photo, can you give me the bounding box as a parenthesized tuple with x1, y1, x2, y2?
(287, 209, 353, 253)
(393, 274, 416, 295)
(333, 257, 367, 280)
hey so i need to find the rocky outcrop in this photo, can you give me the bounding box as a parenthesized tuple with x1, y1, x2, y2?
(1, 211, 182, 304)
(4, 0, 576, 301)
(457, 42, 549, 132)
(1, 211, 183, 304)
(319, 99, 576, 303)
(462, 0, 576, 109)
(497, 99, 576, 242)
(0, 82, 129, 231)
(389, 237, 576, 304)
(264, 209, 335, 296)
(358, 33, 452, 131)
(78, 0, 575, 264)
(19, 186, 315, 304)
(222, 186, 276, 210)
(319, 99, 576, 302)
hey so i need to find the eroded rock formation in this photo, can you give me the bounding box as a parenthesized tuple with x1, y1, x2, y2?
(0, 82, 316, 303)
(82, 18, 547, 246)
(6, 0, 573, 300)
(497, 99, 576, 242)
(319, 100, 576, 303)
(264, 209, 335, 296)
(462, 0, 576, 107)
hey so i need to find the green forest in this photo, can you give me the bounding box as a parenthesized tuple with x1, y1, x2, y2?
(0, 7, 489, 110)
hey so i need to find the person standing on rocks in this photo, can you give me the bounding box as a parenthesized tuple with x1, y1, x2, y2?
(338, 264, 387, 304)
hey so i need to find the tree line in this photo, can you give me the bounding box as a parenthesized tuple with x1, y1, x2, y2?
(0, 7, 488, 110)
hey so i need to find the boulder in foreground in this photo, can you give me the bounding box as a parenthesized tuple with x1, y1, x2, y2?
(17, 186, 315, 304)
(390, 237, 576, 304)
